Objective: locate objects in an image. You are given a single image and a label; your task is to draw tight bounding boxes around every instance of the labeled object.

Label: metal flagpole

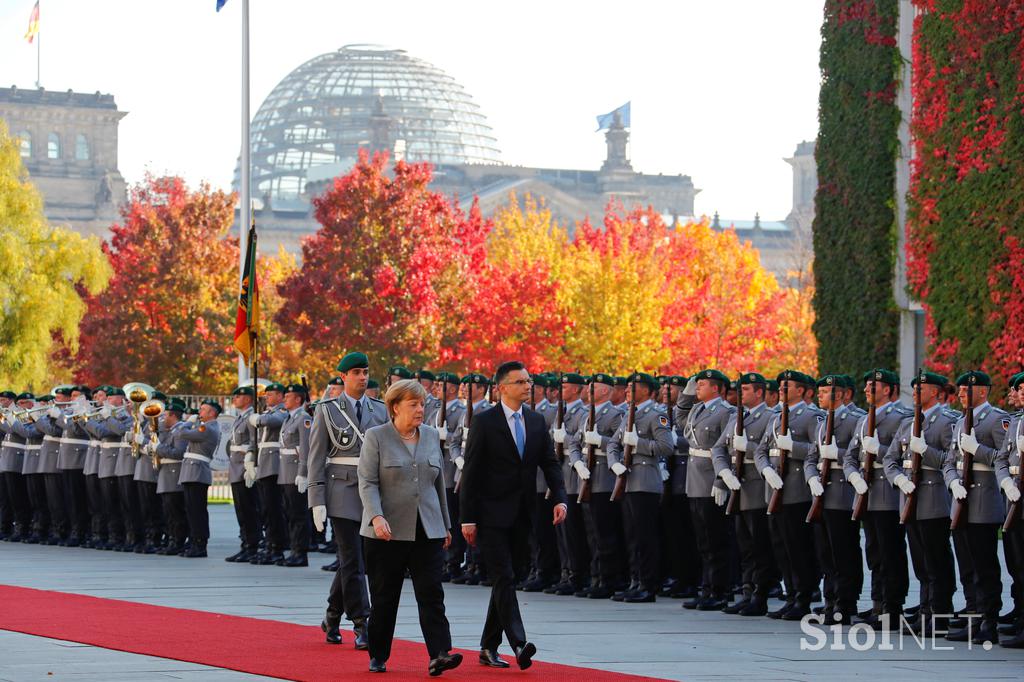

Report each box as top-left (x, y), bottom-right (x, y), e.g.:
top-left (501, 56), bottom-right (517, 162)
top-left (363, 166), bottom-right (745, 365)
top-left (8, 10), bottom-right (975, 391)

top-left (237, 0), bottom-right (251, 384)
top-left (35, 2), bottom-right (40, 88)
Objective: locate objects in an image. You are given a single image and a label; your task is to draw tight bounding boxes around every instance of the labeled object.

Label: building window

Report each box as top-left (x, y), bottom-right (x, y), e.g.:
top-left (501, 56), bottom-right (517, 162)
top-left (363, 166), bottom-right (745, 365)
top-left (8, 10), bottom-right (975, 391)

top-left (47, 132), bottom-right (61, 159)
top-left (75, 134), bottom-right (89, 160)
top-left (18, 131), bottom-right (31, 158)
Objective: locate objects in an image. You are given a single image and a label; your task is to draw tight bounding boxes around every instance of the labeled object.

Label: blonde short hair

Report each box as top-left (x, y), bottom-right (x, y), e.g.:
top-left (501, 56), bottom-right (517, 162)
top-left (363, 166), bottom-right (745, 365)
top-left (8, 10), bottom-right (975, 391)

top-left (384, 379), bottom-right (428, 419)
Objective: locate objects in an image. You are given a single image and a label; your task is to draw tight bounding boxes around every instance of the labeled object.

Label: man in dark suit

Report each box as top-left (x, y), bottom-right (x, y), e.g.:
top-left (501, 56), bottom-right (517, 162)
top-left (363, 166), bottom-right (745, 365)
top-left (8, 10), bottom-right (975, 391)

top-left (460, 360), bottom-right (568, 671)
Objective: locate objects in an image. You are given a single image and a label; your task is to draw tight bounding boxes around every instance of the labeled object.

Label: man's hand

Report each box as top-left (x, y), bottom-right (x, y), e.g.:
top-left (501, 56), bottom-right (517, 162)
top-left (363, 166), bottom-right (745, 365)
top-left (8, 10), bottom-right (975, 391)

top-left (312, 504), bottom-right (328, 532)
top-left (894, 473), bottom-right (916, 496)
top-left (658, 462), bottom-right (670, 482)
top-left (819, 439), bottom-right (839, 461)
top-left (134, 432), bottom-right (146, 446)
top-left (862, 435), bottom-right (880, 456)
top-left (712, 487), bottom-right (728, 506)
top-left (295, 475), bottom-right (308, 494)
top-left (243, 462), bottom-right (257, 488)
top-left (553, 503), bottom-right (567, 526)
top-left (732, 433), bottom-right (748, 452)
top-left (611, 462), bottom-right (627, 476)
top-left (584, 430), bottom-right (602, 447)
top-left (622, 428), bottom-right (639, 448)
top-left (847, 471), bottom-right (868, 495)
top-left (454, 456), bottom-right (465, 471)
top-left (762, 467), bottom-right (784, 491)
top-left (462, 523), bottom-right (477, 546)
top-left (443, 531), bottom-right (452, 550)
top-left (371, 515), bottom-right (392, 541)
top-left (248, 413), bottom-right (260, 428)
top-left (718, 469), bottom-right (741, 491)
top-left (683, 377), bottom-right (697, 396)
top-left (437, 428), bottom-right (447, 442)
top-left (573, 461), bottom-right (591, 480)
top-left (775, 431), bottom-right (794, 451)
top-left (949, 479), bottom-right (967, 500)
top-left (47, 405), bottom-right (61, 419)
top-left (959, 430), bottom-right (980, 455)
top-left (462, 426), bottom-right (470, 442)
top-left (808, 477), bottom-right (824, 497)
top-left (910, 435), bottom-right (928, 454)
top-left (553, 427), bottom-right (566, 444)
top-left (1001, 477), bottom-right (1021, 503)
top-left (99, 405), bottom-right (112, 420)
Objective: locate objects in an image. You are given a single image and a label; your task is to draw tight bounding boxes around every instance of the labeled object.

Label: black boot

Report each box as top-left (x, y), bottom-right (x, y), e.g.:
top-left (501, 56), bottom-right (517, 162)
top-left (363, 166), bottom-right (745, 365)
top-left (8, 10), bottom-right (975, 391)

top-left (321, 609), bottom-right (342, 644)
top-left (724, 588), bottom-right (753, 614)
top-left (353, 620), bottom-right (369, 650)
top-left (183, 539), bottom-right (207, 558)
top-left (739, 596), bottom-right (769, 617)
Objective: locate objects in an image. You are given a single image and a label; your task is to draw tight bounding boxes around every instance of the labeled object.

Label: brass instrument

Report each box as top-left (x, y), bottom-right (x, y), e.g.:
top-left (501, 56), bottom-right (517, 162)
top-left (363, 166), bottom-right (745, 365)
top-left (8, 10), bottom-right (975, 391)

top-left (123, 382), bottom-right (156, 458)
top-left (139, 398), bottom-right (165, 469)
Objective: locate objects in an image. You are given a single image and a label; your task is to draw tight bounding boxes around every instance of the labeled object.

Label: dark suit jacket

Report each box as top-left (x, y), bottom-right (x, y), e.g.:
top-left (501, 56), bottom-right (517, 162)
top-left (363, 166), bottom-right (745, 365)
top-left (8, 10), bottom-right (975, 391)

top-left (459, 402), bottom-right (567, 527)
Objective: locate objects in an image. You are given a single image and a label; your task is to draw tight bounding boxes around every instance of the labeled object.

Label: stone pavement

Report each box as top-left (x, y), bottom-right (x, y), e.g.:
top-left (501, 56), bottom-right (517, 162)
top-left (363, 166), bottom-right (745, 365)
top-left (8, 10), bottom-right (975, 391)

top-left (1, 504), bottom-right (1023, 681)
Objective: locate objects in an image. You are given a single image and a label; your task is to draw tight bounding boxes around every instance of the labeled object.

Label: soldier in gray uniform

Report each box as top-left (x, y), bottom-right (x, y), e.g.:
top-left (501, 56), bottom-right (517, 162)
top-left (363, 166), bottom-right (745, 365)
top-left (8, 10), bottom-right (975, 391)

top-left (519, 374), bottom-right (559, 591)
top-left (225, 385), bottom-right (261, 563)
top-left (89, 389), bottom-right (134, 550)
top-left (754, 370), bottom-right (823, 620)
top-left (278, 383), bottom-right (312, 566)
top-left (80, 386), bottom-right (107, 548)
top-left (117, 388), bottom-right (147, 552)
top-left (845, 369), bottom-right (914, 627)
top-left (431, 372), bottom-right (465, 580)
top-left (248, 382), bottom-right (289, 565)
top-left (806, 375), bottom-right (864, 625)
top-left (153, 399), bottom-right (190, 555)
top-left (883, 371), bottom-right (957, 634)
top-left (607, 372), bottom-right (674, 603)
top-left (661, 375), bottom-right (701, 599)
top-left (131, 392), bottom-right (164, 554)
top-left (712, 372), bottom-right (776, 616)
top-left (569, 373), bottom-right (626, 599)
top-left (56, 386), bottom-right (94, 545)
top-left (942, 370), bottom-right (1010, 645)
top-left (998, 373), bottom-right (1024, 648)
top-left (33, 390), bottom-right (69, 544)
top-left (417, 370), bottom-right (442, 425)
top-left (449, 373), bottom-right (492, 586)
top-left (1, 392), bottom-right (31, 542)
top-left (308, 352), bottom-right (389, 649)
top-left (676, 369), bottom-right (736, 610)
top-left (177, 399), bottom-right (221, 557)
top-left (10, 393), bottom-right (47, 542)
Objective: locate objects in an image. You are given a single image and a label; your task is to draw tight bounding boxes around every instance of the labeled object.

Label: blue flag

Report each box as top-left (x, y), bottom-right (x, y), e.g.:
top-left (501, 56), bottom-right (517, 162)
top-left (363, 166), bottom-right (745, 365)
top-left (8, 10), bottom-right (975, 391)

top-left (216, 0), bottom-right (229, 11)
top-left (596, 102), bottom-right (630, 131)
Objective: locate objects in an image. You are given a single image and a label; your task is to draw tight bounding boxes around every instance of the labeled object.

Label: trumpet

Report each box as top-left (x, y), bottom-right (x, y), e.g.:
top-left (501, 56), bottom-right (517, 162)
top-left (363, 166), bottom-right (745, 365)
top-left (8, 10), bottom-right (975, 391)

top-left (139, 399), bottom-right (165, 469)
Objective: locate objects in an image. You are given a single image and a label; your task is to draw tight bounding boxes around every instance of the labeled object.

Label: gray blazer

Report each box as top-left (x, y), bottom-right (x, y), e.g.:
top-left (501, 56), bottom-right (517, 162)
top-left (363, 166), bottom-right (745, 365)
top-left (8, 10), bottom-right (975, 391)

top-left (358, 423), bottom-right (451, 541)
top-left (804, 403), bottom-right (861, 511)
top-left (606, 400), bottom-right (674, 494)
top-left (883, 405), bottom-right (956, 521)
top-left (844, 402), bottom-right (913, 512)
top-left (680, 397), bottom-right (736, 498)
top-left (566, 401), bottom-right (625, 495)
top-left (178, 420), bottom-right (220, 486)
top-left (711, 402), bottom-right (773, 511)
top-left (753, 402), bottom-right (824, 505)
top-left (32, 414), bottom-right (63, 474)
top-left (941, 403), bottom-right (1010, 524)
top-left (255, 404), bottom-right (288, 480)
top-left (155, 421), bottom-right (189, 494)
top-left (278, 408), bottom-right (311, 485)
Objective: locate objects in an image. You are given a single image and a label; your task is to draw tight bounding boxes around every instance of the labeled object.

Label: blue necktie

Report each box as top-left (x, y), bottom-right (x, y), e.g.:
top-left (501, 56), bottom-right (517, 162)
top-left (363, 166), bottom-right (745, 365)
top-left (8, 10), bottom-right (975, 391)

top-left (355, 399), bottom-right (362, 423)
top-left (513, 412), bottom-right (525, 459)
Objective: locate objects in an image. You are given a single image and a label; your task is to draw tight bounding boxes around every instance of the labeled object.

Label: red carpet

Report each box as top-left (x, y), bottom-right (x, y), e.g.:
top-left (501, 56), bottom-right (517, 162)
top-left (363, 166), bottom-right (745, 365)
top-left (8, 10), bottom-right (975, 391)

top-left (0, 585), bottom-right (665, 681)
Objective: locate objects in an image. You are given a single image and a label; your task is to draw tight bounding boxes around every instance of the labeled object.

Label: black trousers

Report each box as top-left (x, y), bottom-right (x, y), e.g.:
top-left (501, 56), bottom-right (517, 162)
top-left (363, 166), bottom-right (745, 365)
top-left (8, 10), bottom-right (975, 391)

top-left (99, 476), bottom-right (123, 541)
top-left (951, 526), bottom-right (977, 612)
top-left (183, 483), bottom-right (209, 540)
top-left (906, 516), bottom-right (931, 609)
top-left (280, 483), bottom-right (310, 555)
top-left (118, 475), bottom-right (142, 542)
top-left (963, 522), bottom-right (1001, 620)
top-left (25, 473), bottom-right (49, 536)
top-left (773, 502), bottom-right (818, 603)
top-left (478, 520), bottom-right (531, 650)
top-left (0, 471), bottom-right (9, 533)
top-left (136, 480), bottom-right (164, 543)
top-left (863, 510), bottom-right (909, 610)
top-left (327, 517), bottom-right (370, 624)
top-left (624, 492), bottom-right (661, 592)
top-left (43, 473), bottom-right (67, 538)
top-left (583, 491), bottom-right (628, 585)
top-left (256, 476), bottom-right (287, 550)
top-left (61, 468), bottom-right (89, 538)
top-left (554, 496), bottom-right (590, 580)
top-left (3, 471), bottom-right (31, 531)
top-left (161, 491), bottom-right (188, 545)
top-left (813, 521), bottom-right (836, 605)
top-left (85, 473), bottom-right (106, 539)
top-left (737, 507), bottom-right (776, 597)
top-left (688, 496), bottom-right (730, 596)
top-left (230, 480), bottom-right (261, 546)
top-left (445, 488), bottom-right (466, 570)
top-left (1005, 520), bottom-right (1024, 619)
top-left (365, 519), bottom-right (451, 661)
top-left (821, 509), bottom-right (863, 614)
top-left (909, 517), bottom-right (955, 615)
top-left (531, 492), bottom-right (559, 581)
top-left (863, 512), bottom-right (883, 603)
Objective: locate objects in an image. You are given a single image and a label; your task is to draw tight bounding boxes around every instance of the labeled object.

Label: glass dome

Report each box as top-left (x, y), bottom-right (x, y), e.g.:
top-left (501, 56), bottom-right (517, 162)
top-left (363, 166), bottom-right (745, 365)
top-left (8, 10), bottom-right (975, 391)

top-left (236, 44), bottom-right (502, 210)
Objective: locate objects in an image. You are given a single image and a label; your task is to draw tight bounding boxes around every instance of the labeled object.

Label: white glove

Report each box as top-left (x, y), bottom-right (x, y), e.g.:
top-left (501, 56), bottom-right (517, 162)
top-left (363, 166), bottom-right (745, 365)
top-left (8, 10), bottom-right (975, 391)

top-left (819, 439), bottom-right (839, 461)
top-left (611, 462), bottom-right (627, 476)
top-left (312, 504), bottom-right (328, 532)
top-left (48, 406), bottom-right (61, 419)
top-left (462, 426), bottom-right (470, 442)
top-left (862, 435), bottom-right (880, 455)
top-left (762, 467), bottom-right (784, 491)
top-left (910, 435), bottom-right (928, 454)
top-left (732, 433), bottom-right (748, 452)
top-left (553, 427), bottom-right (566, 444)
top-left (248, 413), bottom-right (260, 428)
top-left (1016, 434), bottom-right (1024, 453)
top-left (134, 432), bottom-right (146, 446)
top-left (437, 428), bottom-right (447, 442)
top-left (1001, 477), bottom-right (1021, 503)
top-left (808, 477), bottom-right (825, 497)
top-left (622, 428), bottom-right (639, 448)
top-left (573, 460), bottom-right (591, 480)
top-left (718, 468), bottom-right (742, 491)
top-left (670, 430), bottom-right (679, 448)
top-left (775, 431), bottom-right (794, 451)
top-left (683, 377), bottom-right (697, 396)
top-left (187, 414), bottom-right (198, 423)
top-left (959, 430), bottom-right (980, 455)
top-left (584, 430), bottom-right (603, 447)
top-left (99, 405), bottom-right (112, 419)
top-left (894, 473), bottom-right (916, 496)
top-left (712, 486), bottom-right (728, 506)
top-left (295, 475), bottom-right (308, 494)
top-left (243, 461), bottom-right (257, 488)
top-left (848, 471), bottom-right (868, 495)
top-left (658, 462), bottom-right (670, 482)
top-left (145, 441), bottom-right (158, 455)
top-left (454, 456), bottom-right (465, 471)
top-left (949, 479), bottom-right (967, 500)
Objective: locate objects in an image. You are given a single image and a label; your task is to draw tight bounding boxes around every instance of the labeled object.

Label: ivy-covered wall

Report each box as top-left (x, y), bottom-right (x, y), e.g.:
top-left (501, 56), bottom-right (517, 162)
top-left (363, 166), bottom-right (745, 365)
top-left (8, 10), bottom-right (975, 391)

top-left (906, 0), bottom-right (1024, 392)
top-left (813, 0), bottom-right (902, 378)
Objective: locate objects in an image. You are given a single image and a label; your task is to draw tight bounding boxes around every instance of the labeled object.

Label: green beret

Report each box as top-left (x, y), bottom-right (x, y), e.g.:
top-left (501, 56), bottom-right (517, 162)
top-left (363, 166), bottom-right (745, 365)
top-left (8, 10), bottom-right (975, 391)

top-left (53, 385), bottom-right (72, 396)
top-left (166, 399), bottom-right (187, 413)
top-left (816, 374), bottom-right (841, 388)
top-left (37, 394), bottom-right (54, 402)
top-left (366, 379), bottom-right (380, 390)
top-left (337, 352), bottom-right (369, 373)
top-left (437, 372), bottom-right (460, 384)
top-left (0, 390), bottom-right (17, 400)
top-left (955, 370), bottom-right (991, 387)
top-left (201, 398), bottom-right (223, 414)
top-left (70, 385), bottom-right (92, 398)
top-left (1012, 374), bottom-right (1024, 390)
top-left (729, 380), bottom-right (738, 390)
top-left (461, 373), bottom-right (489, 385)
top-left (591, 373), bottom-right (615, 386)
top-left (776, 370), bottom-right (798, 384)
top-left (15, 392), bottom-right (34, 401)
top-left (765, 380), bottom-right (779, 392)
top-left (740, 372), bottom-right (767, 385)
top-left (152, 391), bottom-right (168, 402)
top-left (656, 375), bottom-right (670, 386)
top-left (530, 373), bottom-right (548, 388)
top-left (697, 368), bottom-right (730, 384)
top-left (387, 366), bottom-right (413, 379)
top-left (561, 373), bottom-right (586, 386)
top-left (264, 382), bottom-right (286, 393)
top-left (327, 376), bottom-right (343, 386)
top-left (862, 368), bottom-right (900, 386)
top-left (231, 386), bottom-right (255, 397)
top-left (414, 369), bottom-right (436, 382)
top-left (912, 370), bottom-right (948, 387)
top-left (106, 387), bottom-right (125, 398)
top-left (629, 372), bottom-right (659, 391)
top-left (838, 374), bottom-right (855, 389)
top-left (284, 383), bottom-right (308, 395)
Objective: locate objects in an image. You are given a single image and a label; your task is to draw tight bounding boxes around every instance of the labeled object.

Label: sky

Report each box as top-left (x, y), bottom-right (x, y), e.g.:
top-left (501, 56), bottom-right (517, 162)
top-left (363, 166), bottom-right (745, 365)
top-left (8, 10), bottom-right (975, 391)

top-left (0, 0), bottom-right (823, 221)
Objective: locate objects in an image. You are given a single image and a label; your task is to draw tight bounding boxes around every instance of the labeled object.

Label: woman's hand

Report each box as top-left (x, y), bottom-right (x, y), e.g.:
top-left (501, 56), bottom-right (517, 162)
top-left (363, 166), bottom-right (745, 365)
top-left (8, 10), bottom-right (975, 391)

top-left (443, 531), bottom-right (451, 550)
top-left (371, 515), bottom-right (392, 541)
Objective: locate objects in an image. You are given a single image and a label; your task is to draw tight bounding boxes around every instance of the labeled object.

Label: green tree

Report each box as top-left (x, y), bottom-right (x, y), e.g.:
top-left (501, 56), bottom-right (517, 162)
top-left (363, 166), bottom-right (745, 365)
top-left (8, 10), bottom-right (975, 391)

top-left (0, 121), bottom-right (110, 391)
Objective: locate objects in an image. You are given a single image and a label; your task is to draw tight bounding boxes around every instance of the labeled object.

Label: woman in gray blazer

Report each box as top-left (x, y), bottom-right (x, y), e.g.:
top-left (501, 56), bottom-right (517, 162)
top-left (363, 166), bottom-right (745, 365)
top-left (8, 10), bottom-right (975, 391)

top-left (358, 379), bottom-right (461, 676)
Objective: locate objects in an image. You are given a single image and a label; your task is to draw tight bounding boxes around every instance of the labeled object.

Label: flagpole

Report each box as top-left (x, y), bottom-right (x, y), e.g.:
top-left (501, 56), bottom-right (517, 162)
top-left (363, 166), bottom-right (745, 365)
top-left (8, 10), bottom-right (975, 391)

top-left (237, 0), bottom-right (251, 385)
top-left (35, 2), bottom-right (40, 88)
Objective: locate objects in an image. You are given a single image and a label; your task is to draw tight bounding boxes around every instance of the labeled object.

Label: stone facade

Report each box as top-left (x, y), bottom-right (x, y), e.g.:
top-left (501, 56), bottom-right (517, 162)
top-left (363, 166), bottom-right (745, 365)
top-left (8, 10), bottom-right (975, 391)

top-left (0, 86), bottom-right (127, 239)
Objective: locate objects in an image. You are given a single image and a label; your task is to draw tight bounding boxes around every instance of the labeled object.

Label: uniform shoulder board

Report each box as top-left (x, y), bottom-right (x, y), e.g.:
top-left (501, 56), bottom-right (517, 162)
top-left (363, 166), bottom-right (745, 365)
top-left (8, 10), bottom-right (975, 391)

top-left (992, 406), bottom-right (1009, 417)
top-left (658, 415), bottom-right (669, 427)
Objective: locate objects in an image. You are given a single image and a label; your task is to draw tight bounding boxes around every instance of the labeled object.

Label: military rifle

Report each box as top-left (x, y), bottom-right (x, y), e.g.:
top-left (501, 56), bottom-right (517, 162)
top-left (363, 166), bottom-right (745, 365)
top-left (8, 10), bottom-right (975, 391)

top-left (900, 369), bottom-right (924, 525)
top-left (663, 381), bottom-right (676, 497)
top-left (725, 384), bottom-right (745, 516)
top-left (950, 378), bottom-right (974, 530)
top-left (610, 372), bottom-right (637, 502)
top-left (578, 379), bottom-right (598, 504)
top-left (806, 381), bottom-right (836, 523)
top-left (452, 381), bottom-right (475, 495)
top-left (300, 373), bottom-right (314, 416)
top-left (766, 373), bottom-right (791, 515)
top-left (555, 373), bottom-right (566, 462)
top-left (851, 373), bottom-right (878, 521)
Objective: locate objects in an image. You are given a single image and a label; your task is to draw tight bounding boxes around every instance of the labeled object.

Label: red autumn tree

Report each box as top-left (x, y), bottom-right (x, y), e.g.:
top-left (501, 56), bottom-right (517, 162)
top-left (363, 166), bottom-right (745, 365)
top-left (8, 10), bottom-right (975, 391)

top-left (75, 176), bottom-right (239, 393)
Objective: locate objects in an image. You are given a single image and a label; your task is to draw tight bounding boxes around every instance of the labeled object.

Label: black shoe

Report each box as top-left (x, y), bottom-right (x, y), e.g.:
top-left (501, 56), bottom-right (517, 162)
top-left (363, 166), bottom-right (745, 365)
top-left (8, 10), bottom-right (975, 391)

top-left (1001, 630), bottom-right (1024, 648)
top-left (428, 651), bottom-right (463, 677)
top-left (739, 598), bottom-right (768, 617)
top-left (624, 590), bottom-right (656, 603)
top-left (682, 596), bottom-right (702, 610)
top-left (945, 619), bottom-right (996, 644)
top-left (156, 543), bottom-right (179, 555)
top-left (811, 589), bottom-right (822, 603)
top-left (183, 541), bottom-right (207, 558)
top-left (542, 580), bottom-right (567, 595)
top-left (999, 608), bottom-right (1019, 625)
top-left (284, 553), bottom-right (308, 567)
top-left (658, 579), bottom-right (679, 597)
top-left (321, 559), bottom-right (339, 572)
top-left (671, 585), bottom-right (698, 599)
top-left (513, 642), bottom-right (536, 671)
top-left (904, 604), bottom-right (921, 618)
top-left (768, 601), bottom-right (795, 619)
top-left (855, 607), bottom-right (875, 621)
top-left (354, 622), bottom-right (369, 650)
top-left (781, 603), bottom-right (812, 621)
top-left (478, 649), bottom-right (509, 668)
top-left (998, 623), bottom-right (1021, 636)
top-left (258, 551), bottom-right (284, 566)
top-left (698, 597), bottom-right (728, 611)
top-left (587, 585), bottom-right (615, 599)
top-left (369, 658), bottom-right (386, 673)
top-left (318, 541), bottom-right (337, 553)
top-left (24, 533), bottom-right (41, 544)
top-left (612, 589), bottom-right (636, 602)
top-left (224, 548), bottom-right (248, 562)
top-left (767, 584), bottom-right (784, 599)
top-left (724, 598), bottom-right (751, 615)
top-left (321, 619), bottom-right (342, 644)
top-left (554, 581), bottom-right (579, 596)
top-left (522, 577), bottom-right (553, 592)
top-left (465, 573), bottom-right (483, 586)
top-left (65, 534), bottom-right (81, 548)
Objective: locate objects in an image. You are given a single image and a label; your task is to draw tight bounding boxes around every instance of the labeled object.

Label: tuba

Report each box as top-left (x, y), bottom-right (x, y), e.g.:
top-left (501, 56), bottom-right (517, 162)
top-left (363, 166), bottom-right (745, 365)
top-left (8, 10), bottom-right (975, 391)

top-left (123, 382), bottom-right (156, 458)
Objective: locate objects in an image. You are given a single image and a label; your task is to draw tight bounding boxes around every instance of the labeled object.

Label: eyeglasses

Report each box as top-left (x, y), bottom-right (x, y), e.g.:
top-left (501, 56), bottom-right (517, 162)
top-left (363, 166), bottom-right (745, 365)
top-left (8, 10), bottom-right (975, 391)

top-left (503, 379), bottom-right (534, 387)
